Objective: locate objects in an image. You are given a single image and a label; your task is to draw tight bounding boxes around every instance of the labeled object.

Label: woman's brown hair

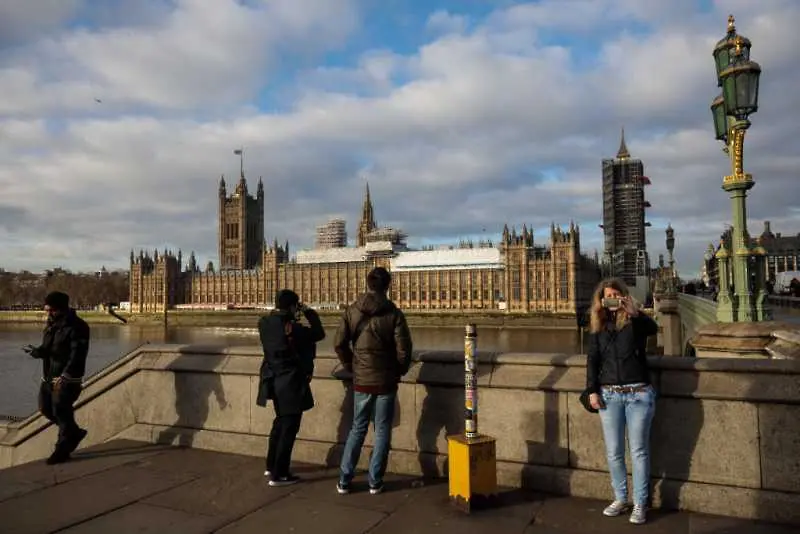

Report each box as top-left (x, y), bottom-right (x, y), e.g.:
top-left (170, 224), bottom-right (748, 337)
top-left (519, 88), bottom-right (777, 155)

top-left (588, 277), bottom-right (637, 333)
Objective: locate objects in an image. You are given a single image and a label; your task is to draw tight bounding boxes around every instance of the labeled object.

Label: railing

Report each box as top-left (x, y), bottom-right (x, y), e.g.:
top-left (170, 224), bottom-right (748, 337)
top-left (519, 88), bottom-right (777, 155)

top-left (768, 295), bottom-right (800, 309)
top-left (677, 293), bottom-right (718, 324)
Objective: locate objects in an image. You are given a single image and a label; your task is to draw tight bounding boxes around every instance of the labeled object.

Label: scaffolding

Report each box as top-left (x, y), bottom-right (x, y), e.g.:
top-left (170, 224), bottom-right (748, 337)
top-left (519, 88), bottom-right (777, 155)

top-left (601, 131), bottom-right (651, 285)
top-left (314, 218), bottom-right (347, 249)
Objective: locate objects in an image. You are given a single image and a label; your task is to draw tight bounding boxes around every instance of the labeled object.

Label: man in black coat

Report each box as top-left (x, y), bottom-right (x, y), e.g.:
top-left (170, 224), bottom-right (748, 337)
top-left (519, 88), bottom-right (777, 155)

top-left (257, 289), bottom-right (325, 486)
top-left (23, 291), bottom-right (91, 465)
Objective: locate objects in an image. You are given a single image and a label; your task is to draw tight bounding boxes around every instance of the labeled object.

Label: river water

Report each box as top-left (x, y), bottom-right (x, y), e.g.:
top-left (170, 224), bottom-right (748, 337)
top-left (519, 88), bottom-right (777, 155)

top-left (0, 323), bottom-right (579, 418)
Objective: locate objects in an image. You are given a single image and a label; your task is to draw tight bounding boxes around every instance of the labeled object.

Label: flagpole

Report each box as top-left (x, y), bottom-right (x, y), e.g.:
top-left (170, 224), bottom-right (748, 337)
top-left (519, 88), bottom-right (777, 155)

top-left (234, 147), bottom-right (245, 178)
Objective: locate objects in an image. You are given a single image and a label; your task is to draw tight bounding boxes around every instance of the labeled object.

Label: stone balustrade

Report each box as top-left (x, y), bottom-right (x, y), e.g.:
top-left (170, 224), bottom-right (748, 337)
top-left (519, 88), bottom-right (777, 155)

top-left (1, 344), bottom-right (799, 526)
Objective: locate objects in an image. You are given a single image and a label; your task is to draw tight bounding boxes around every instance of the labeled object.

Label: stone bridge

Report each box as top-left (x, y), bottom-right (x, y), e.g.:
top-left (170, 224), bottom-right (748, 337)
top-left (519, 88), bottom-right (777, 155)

top-left (657, 293), bottom-right (800, 358)
top-left (2, 342), bottom-right (800, 528)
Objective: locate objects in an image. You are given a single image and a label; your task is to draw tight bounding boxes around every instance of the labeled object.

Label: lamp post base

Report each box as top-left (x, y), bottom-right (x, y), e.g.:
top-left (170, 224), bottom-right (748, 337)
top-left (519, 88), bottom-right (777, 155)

top-left (446, 434), bottom-right (498, 513)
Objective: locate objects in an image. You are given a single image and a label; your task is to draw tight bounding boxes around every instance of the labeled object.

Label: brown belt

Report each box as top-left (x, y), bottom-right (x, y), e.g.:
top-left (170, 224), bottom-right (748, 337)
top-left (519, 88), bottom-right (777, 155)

top-left (603, 384), bottom-right (649, 394)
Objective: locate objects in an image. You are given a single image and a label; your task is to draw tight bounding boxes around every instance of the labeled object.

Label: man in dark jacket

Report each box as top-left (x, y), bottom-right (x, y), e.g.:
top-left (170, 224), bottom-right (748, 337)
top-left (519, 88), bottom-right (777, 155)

top-left (333, 267), bottom-right (412, 495)
top-left (23, 291), bottom-right (91, 464)
top-left (257, 289), bottom-right (325, 487)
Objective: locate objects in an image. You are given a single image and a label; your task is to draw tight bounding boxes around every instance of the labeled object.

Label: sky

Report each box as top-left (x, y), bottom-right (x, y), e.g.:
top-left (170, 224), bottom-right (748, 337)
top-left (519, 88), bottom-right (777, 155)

top-left (1, 0), bottom-right (799, 278)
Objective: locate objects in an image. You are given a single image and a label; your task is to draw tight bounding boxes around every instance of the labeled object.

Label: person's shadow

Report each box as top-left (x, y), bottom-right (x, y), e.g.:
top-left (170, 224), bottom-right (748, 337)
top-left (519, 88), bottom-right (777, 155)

top-left (524, 360), bottom-right (571, 488)
top-left (650, 354), bottom-right (703, 515)
top-left (155, 346), bottom-right (228, 447)
top-left (415, 349), bottom-right (494, 479)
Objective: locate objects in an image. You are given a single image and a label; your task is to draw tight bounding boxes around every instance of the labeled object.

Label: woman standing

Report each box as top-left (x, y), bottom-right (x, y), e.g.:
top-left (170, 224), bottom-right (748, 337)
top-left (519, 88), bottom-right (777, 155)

top-left (586, 278), bottom-right (659, 525)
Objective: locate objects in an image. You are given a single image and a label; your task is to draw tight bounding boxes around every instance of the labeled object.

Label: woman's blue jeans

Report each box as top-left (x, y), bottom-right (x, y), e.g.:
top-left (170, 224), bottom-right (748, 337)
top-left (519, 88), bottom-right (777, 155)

top-left (598, 384), bottom-right (656, 506)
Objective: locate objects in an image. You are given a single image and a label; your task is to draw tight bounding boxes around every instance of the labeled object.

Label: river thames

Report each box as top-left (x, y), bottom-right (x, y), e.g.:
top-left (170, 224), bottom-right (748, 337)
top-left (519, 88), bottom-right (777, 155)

top-left (0, 322), bottom-right (580, 418)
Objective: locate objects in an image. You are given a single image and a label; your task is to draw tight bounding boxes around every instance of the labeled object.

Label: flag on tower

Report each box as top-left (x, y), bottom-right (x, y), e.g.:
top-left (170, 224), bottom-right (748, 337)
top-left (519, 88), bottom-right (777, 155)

top-left (233, 149), bottom-right (242, 155)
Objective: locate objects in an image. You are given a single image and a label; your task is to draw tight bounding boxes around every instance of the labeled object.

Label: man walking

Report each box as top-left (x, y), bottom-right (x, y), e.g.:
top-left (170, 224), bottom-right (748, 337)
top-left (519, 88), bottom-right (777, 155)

top-left (257, 289), bottom-right (325, 486)
top-left (24, 291), bottom-right (91, 465)
top-left (334, 267), bottom-right (412, 495)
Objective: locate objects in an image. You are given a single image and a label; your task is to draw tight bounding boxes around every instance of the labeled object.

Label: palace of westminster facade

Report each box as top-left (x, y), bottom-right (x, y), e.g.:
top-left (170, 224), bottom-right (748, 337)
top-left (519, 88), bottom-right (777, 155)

top-left (128, 172), bottom-right (603, 314)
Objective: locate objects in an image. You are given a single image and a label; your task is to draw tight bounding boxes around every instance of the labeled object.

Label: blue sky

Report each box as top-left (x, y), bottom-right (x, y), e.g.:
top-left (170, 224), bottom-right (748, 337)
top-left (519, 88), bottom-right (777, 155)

top-left (1, 0), bottom-right (799, 278)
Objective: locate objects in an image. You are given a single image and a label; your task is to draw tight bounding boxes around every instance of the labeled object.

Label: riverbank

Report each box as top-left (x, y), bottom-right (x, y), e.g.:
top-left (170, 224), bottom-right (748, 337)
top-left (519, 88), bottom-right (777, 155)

top-left (0, 309), bottom-right (579, 329)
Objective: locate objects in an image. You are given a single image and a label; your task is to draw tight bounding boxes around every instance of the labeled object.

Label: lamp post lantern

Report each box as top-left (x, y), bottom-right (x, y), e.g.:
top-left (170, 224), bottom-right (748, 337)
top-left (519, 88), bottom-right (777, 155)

top-left (709, 15), bottom-right (765, 322)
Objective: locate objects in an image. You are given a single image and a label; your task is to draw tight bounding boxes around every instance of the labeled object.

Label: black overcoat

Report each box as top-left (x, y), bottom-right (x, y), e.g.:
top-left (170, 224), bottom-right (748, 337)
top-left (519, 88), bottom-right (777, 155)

top-left (256, 309), bottom-right (325, 415)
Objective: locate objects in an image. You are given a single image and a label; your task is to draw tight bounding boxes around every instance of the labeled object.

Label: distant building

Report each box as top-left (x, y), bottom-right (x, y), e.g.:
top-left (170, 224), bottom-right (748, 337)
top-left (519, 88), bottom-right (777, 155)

top-left (758, 221), bottom-right (800, 282)
top-left (314, 218), bottom-right (347, 249)
top-left (600, 129), bottom-right (651, 286)
top-left (129, 176), bottom-right (602, 314)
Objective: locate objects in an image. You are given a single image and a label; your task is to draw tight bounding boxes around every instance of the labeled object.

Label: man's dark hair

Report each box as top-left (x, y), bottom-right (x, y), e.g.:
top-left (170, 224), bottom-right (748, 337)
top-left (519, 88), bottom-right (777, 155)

top-left (275, 289), bottom-right (300, 311)
top-left (367, 267), bottom-right (391, 293)
top-left (44, 291), bottom-right (70, 310)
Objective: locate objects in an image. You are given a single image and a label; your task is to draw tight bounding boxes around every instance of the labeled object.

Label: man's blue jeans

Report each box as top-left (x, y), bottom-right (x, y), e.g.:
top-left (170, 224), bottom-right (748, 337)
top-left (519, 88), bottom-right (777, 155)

top-left (339, 390), bottom-right (396, 487)
top-left (598, 384), bottom-right (656, 506)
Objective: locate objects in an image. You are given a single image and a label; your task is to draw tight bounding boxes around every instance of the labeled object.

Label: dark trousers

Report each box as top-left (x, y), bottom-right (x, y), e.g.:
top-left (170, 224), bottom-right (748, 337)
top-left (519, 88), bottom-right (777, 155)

top-left (266, 413), bottom-right (302, 477)
top-left (38, 381), bottom-right (83, 449)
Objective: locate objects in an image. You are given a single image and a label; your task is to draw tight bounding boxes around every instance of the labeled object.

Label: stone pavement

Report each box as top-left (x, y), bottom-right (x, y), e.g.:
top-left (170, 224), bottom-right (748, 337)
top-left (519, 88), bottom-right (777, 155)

top-left (1, 440), bottom-right (799, 534)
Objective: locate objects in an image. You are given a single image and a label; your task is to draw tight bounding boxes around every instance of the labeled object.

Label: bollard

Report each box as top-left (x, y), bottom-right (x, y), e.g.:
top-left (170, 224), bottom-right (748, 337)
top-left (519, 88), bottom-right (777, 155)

top-left (464, 323), bottom-right (478, 438)
top-left (446, 324), bottom-right (498, 513)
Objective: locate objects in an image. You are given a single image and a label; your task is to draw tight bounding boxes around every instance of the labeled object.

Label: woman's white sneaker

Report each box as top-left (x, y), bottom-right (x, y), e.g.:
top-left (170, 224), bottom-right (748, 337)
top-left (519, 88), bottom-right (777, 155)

top-left (629, 504), bottom-right (647, 524)
top-left (602, 500), bottom-right (630, 517)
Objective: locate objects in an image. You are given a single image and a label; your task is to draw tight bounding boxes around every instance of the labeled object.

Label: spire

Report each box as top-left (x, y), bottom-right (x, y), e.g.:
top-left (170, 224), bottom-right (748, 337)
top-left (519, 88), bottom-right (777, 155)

top-left (257, 176), bottom-right (264, 197)
top-left (357, 181), bottom-right (377, 246)
top-left (219, 175), bottom-right (226, 197)
top-left (616, 127), bottom-right (631, 159)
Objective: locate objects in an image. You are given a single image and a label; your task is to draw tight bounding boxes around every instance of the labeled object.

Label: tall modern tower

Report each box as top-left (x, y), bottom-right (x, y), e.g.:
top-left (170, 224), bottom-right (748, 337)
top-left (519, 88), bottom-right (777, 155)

top-left (217, 171), bottom-right (265, 271)
top-left (600, 129), bottom-right (651, 286)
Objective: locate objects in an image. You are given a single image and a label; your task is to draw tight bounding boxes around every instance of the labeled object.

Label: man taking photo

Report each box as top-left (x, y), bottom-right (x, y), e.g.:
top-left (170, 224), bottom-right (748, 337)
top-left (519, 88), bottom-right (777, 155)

top-left (23, 291), bottom-right (91, 465)
top-left (257, 289), bottom-right (325, 486)
top-left (334, 267), bottom-right (412, 495)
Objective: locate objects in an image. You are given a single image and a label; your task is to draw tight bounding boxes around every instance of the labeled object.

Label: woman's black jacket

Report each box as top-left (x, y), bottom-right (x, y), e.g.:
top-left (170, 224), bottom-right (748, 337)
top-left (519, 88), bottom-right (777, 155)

top-left (585, 313), bottom-right (658, 394)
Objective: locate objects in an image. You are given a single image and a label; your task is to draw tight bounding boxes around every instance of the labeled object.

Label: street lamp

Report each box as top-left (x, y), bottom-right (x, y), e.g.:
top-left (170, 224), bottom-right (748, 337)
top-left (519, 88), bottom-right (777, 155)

top-left (665, 225), bottom-right (677, 293)
top-left (709, 15), bottom-right (765, 322)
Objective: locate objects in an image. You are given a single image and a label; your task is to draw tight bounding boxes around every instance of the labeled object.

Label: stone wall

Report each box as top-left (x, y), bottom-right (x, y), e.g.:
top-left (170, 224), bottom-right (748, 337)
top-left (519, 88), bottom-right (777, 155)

top-left (2, 345), bottom-right (799, 525)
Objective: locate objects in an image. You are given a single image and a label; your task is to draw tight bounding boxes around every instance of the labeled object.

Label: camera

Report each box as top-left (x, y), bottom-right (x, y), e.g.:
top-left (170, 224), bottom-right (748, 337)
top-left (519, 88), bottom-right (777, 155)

top-left (602, 297), bottom-right (621, 310)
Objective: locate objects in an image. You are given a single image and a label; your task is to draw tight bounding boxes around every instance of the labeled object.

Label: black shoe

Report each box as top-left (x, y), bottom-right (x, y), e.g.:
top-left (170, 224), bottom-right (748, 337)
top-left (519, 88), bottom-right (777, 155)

top-left (269, 474), bottom-right (300, 487)
top-left (46, 450), bottom-right (70, 465)
top-left (369, 483), bottom-right (384, 495)
top-left (65, 429), bottom-right (88, 455)
top-left (336, 481), bottom-right (351, 495)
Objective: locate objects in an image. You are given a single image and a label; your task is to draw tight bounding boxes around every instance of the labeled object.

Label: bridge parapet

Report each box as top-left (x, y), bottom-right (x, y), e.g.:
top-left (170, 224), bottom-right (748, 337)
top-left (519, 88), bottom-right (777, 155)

top-left (2, 344), bottom-right (800, 525)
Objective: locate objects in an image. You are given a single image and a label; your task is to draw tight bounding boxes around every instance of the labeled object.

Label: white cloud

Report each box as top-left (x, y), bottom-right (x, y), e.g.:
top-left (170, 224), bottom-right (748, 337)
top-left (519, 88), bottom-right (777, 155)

top-left (1, 0), bottom-right (799, 280)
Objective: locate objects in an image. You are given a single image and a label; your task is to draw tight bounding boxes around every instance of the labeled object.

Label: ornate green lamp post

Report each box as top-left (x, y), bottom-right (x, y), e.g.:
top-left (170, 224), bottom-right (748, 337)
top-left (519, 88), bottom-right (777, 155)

top-left (710, 15), bottom-right (763, 322)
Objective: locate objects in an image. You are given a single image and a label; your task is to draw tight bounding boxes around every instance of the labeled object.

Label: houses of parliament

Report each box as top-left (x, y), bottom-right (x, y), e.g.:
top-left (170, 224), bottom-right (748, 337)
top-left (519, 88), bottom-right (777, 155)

top-left (128, 171), bottom-right (602, 315)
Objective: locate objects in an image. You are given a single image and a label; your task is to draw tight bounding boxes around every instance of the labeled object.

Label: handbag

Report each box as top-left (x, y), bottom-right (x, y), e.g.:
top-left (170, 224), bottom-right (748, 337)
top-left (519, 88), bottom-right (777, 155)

top-left (579, 388), bottom-right (599, 414)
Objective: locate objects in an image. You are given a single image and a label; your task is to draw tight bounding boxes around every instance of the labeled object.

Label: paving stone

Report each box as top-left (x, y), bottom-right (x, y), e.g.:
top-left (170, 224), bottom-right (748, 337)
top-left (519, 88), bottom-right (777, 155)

top-left (0, 462), bottom-right (195, 534)
top-left (529, 496), bottom-right (689, 534)
top-left (0, 440), bottom-right (166, 503)
top-left (124, 446), bottom-right (252, 478)
top-left (689, 513), bottom-right (800, 534)
top-left (1, 440), bottom-right (799, 534)
top-left (57, 503), bottom-right (220, 534)
top-left (141, 458), bottom-right (329, 523)
top-left (371, 487), bottom-right (542, 534)
top-left (294, 471), bottom-right (428, 514)
top-left (215, 494), bottom-right (387, 534)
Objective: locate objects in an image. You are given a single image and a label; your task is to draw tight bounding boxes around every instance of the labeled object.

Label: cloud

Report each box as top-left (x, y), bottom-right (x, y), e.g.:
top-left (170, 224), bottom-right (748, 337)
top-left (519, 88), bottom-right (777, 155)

top-left (1, 0), bottom-right (799, 280)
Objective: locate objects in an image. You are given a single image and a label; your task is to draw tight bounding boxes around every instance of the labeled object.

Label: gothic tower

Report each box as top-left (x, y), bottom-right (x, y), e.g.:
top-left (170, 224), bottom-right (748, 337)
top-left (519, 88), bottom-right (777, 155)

top-left (217, 171), bottom-right (265, 271)
top-left (356, 182), bottom-right (377, 247)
